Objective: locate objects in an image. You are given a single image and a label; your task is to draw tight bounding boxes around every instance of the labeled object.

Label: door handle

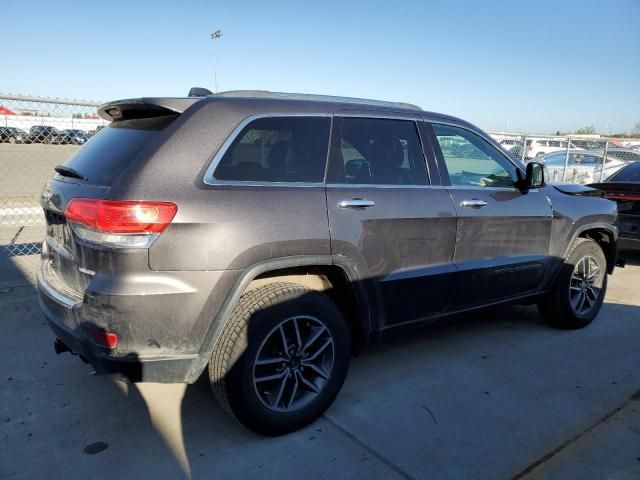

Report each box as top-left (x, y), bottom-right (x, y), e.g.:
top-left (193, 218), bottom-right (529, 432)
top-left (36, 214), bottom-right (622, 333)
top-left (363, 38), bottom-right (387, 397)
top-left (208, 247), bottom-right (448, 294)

top-left (338, 198), bottom-right (376, 209)
top-left (460, 199), bottom-right (488, 208)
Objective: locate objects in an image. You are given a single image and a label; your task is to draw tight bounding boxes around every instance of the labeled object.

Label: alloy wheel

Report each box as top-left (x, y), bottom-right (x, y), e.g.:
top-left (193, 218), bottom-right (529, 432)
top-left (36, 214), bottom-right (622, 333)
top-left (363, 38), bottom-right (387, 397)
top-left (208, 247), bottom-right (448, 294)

top-left (253, 315), bottom-right (334, 413)
top-left (569, 255), bottom-right (603, 315)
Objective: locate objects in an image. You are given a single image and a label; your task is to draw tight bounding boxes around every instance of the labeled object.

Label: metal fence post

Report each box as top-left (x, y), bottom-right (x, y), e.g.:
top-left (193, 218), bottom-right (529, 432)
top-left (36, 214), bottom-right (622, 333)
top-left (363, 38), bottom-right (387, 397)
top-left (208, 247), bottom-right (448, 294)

top-left (562, 137), bottom-right (571, 182)
top-left (521, 136), bottom-right (527, 163)
top-left (599, 139), bottom-right (609, 183)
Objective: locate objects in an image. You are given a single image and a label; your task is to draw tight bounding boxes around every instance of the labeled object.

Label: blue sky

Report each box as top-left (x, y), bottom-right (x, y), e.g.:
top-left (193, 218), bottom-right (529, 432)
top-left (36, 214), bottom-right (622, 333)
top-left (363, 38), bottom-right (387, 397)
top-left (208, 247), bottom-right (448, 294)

top-left (3, 0), bottom-right (639, 134)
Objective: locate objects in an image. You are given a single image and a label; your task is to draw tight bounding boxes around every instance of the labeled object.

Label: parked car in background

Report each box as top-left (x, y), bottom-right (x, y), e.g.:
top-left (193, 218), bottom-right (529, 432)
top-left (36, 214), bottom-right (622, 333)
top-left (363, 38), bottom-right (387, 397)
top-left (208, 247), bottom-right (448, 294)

top-left (26, 125), bottom-right (64, 144)
top-left (38, 89), bottom-right (619, 435)
top-left (590, 161), bottom-right (640, 254)
top-left (529, 138), bottom-right (572, 158)
top-left (89, 125), bottom-right (106, 136)
top-left (508, 138), bottom-right (575, 161)
top-left (570, 138), bottom-right (605, 150)
top-left (59, 129), bottom-right (90, 145)
top-left (0, 126), bottom-right (28, 144)
top-left (602, 148), bottom-right (640, 163)
top-left (499, 138), bottom-right (524, 152)
top-left (541, 150), bottom-right (628, 184)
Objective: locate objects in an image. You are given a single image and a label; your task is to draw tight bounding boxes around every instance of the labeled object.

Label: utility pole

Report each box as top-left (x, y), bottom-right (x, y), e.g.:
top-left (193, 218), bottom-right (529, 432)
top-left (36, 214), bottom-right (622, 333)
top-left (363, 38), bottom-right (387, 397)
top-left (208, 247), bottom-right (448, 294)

top-left (211, 30), bottom-right (223, 92)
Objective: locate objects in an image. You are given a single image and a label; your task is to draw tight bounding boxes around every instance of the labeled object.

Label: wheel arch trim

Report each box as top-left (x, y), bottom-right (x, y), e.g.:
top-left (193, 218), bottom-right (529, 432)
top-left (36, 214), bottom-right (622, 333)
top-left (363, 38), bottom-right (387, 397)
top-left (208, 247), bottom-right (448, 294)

top-left (564, 222), bottom-right (618, 274)
top-left (185, 255), bottom-right (369, 382)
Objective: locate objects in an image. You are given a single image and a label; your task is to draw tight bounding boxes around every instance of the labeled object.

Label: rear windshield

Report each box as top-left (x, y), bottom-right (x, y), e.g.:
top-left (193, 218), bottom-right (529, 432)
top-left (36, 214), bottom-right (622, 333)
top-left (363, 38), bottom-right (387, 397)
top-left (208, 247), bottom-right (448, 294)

top-left (608, 162), bottom-right (640, 182)
top-left (61, 116), bottom-right (175, 185)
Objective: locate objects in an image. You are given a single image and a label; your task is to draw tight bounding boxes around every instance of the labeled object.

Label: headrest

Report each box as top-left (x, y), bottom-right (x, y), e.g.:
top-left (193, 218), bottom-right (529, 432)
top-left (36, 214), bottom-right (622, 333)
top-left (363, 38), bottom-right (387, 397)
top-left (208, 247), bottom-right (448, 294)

top-left (267, 141), bottom-right (294, 169)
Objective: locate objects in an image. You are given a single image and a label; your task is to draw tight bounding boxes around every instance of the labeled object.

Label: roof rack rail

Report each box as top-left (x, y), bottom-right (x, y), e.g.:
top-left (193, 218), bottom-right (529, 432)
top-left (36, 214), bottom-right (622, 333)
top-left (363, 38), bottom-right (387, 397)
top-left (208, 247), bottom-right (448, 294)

top-left (211, 90), bottom-right (422, 111)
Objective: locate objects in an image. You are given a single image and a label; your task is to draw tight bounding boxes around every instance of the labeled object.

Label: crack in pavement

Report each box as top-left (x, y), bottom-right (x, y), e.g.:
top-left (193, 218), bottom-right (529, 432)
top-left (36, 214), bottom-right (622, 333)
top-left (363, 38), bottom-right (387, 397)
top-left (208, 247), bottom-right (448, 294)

top-left (322, 413), bottom-right (416, 480)
top-left (511, 388), bottom-right (640, 479)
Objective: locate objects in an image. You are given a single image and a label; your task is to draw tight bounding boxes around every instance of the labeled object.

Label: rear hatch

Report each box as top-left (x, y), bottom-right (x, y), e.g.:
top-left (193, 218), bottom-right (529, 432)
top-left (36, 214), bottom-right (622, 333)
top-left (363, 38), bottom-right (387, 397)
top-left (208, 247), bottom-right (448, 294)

top-left (40, 99), bottom-right (194, 299)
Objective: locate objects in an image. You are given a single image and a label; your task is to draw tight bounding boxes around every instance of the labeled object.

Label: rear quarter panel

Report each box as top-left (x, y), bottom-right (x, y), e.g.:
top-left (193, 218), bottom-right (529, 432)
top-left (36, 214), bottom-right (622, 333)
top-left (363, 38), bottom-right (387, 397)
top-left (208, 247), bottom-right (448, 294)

top-left (106, 99), bottom-right (332, 271)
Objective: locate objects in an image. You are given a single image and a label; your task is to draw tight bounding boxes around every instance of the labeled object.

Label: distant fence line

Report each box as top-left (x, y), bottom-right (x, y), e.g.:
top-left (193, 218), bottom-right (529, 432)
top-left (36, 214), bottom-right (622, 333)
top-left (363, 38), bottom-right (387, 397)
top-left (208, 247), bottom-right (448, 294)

top-left (487, 131), bottom-right (640, 184)
top-left (0, 93), bottom-right (106, 133)
top-left (1, 93), bottom-right (639, 256)
top-left (0, 94), bottom-right (107, 256)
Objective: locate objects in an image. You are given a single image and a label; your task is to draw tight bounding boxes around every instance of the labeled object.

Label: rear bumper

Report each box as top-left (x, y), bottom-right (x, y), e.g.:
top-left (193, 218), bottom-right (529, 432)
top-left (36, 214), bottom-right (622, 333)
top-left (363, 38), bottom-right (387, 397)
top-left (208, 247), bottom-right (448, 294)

top-left (37, 261), bottom-right (202, 383)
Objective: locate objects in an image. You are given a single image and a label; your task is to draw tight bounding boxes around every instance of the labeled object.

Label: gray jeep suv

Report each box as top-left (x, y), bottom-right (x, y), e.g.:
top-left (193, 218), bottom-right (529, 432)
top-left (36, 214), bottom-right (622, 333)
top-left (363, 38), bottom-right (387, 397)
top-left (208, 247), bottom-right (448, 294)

top-left (37, 90), bottom-right (618, 435)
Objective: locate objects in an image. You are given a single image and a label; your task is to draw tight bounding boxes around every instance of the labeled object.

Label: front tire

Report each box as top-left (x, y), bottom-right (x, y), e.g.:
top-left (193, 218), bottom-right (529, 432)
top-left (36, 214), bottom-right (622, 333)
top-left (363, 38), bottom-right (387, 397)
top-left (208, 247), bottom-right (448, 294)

top-left (209, 282), bottom-right (351, 435)
top-left (538, 238), bottom-right (607, 329)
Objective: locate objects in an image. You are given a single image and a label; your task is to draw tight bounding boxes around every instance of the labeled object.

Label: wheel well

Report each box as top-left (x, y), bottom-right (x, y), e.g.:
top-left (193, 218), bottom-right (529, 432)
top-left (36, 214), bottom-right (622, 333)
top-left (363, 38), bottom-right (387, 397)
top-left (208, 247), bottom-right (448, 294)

top-left (249, 266), bottom-right (366, 352)
top-left (578, 228), bottom-right (616, 273)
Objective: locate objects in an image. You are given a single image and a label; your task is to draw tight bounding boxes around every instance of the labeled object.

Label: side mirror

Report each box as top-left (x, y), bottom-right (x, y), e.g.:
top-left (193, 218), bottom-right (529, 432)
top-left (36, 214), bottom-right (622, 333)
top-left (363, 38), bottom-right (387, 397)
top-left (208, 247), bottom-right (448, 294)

top-left (525, 162), bottom-right (545, 188)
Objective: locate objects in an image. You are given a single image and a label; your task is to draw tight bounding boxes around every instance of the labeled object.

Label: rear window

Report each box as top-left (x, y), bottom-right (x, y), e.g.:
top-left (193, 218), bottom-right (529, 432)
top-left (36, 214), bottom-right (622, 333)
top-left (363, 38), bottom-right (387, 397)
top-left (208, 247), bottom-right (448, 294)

top-left (608, 162), bottom-right (640, 182)
top-left (61, 116), bottom-right (175, 185)
top-left (609, 151), bottom-right (640, 162)
top-left (213, 116), bottom-right (330, 183)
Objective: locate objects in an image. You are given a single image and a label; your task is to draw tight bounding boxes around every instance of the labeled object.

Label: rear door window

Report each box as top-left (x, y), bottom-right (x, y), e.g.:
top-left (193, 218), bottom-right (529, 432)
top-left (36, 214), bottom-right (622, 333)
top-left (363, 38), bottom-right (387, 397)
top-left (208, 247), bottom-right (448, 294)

top-left (213, 116), bottom-right (330, 183)
top-left (61, 116), bottom-right (175, 185)
top-left (327, 117), bottom-right (428, 185)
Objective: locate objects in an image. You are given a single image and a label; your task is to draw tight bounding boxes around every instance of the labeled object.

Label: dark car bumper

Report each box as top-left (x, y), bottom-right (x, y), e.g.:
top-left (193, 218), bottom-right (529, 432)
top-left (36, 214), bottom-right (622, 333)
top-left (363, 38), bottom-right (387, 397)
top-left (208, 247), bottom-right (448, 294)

top-left (36, 262), bottom-right (200, 383)
top-left (617, 214), bottom-right (639, 252)
top-left (619, 236), bottom-right (640, 252)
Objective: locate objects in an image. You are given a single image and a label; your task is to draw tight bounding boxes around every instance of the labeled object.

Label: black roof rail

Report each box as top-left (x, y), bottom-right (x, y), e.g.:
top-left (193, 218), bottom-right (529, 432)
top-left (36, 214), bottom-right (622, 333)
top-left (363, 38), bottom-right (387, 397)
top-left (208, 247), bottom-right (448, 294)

top-left (211, 90), bottom-right (423, 111)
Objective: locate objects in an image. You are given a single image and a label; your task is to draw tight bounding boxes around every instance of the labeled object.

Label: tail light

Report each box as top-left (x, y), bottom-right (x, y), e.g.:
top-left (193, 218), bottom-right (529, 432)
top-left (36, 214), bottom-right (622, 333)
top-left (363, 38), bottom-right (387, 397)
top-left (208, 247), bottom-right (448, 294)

top-left (65, 198), bottom-right (177, 248)
top-left (605, 192), bottom-right (640, 202)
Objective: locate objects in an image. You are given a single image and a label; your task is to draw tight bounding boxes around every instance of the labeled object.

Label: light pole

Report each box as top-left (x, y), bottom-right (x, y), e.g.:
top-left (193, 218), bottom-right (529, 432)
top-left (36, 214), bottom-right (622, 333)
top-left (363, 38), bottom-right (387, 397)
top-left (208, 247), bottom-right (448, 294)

top-left (211, 30), bottom-right (223, 92)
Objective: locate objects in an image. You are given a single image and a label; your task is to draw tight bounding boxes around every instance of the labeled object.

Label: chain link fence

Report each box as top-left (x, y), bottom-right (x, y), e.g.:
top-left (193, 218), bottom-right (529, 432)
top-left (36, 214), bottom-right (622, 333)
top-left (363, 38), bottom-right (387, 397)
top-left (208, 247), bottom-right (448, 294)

top-left (0, 94), bottom-right (106, 257)
top-left (489, 132), bottom-right (640, 184)
top-left (1, 92), bottom-right (640, 258)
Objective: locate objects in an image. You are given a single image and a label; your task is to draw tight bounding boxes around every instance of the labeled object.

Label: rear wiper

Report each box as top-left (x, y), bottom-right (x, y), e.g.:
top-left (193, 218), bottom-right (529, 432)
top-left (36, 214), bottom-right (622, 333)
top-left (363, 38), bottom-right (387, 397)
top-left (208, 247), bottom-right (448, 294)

top-left (54, 165), bottom-right (86, 180)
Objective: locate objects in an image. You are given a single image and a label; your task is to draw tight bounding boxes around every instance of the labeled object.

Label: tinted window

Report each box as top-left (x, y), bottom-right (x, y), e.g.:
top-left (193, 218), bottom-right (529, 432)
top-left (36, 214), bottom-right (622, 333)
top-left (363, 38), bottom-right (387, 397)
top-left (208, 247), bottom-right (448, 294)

top-left (432, 124), bottom-right (517, 188)
top-left (609, 151), bottom-right (640, 162)
top-left (608, 162), bottom-right (640, 182)
top-left (327, 117), bottom-right (428, 185)
top-left (214, 117), bottom-right (330, 183)
top-left (582, 154), bottom-right (603, 164)
top-left (62, 116), bottom-right (175, 185)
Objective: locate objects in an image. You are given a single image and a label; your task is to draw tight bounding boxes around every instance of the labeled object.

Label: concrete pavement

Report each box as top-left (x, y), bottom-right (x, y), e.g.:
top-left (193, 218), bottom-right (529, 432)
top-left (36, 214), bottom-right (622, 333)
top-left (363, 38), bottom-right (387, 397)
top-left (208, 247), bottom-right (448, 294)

top-left (1, 255), bottom-right (639, 479)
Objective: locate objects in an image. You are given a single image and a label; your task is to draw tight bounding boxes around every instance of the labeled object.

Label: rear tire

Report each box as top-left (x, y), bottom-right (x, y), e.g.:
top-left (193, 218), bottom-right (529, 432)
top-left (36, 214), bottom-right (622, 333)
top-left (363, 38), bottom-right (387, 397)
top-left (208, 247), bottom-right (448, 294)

top-left (209, 282), bottom-right (351, 435)
top-left (538, 238), bottom-right (607, 329)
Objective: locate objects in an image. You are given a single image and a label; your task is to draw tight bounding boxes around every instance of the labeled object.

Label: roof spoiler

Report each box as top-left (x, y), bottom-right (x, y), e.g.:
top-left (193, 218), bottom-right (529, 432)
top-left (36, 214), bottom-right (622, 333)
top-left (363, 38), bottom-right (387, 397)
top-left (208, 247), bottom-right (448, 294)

top-left (97, 97), bottom-right (201, 121)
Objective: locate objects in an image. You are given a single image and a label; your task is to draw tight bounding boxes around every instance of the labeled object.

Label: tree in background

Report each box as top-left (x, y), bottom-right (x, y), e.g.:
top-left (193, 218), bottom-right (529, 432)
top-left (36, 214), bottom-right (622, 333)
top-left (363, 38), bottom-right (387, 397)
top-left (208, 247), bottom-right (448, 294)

top-left (632, 122), bottom-right (640, 137)
top-left (574, 125), bottom-right (596, 135)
